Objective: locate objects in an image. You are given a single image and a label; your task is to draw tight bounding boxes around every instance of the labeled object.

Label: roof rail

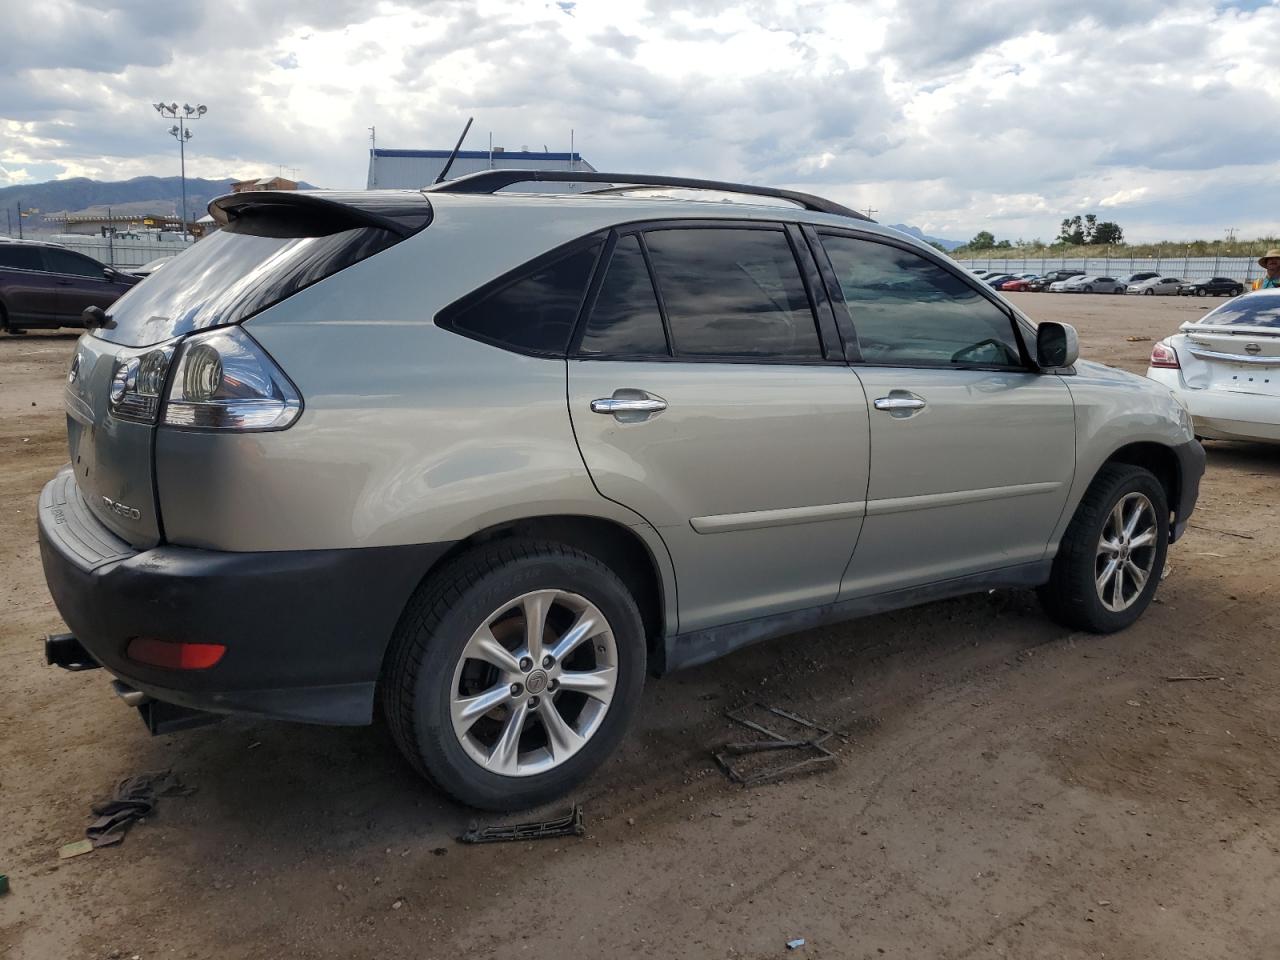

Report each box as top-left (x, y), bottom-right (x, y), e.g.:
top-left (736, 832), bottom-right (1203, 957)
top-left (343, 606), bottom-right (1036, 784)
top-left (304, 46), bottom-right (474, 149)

top-left (425, 170), bottom-right (872, 222)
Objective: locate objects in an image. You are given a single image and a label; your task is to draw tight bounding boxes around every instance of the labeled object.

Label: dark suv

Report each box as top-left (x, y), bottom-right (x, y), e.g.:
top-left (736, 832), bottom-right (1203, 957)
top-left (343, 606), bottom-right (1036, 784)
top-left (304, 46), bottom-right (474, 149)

top-left (1179, 277), bottom-right (1244, 298)
top-left (0, 240), bottom-right (139, 333)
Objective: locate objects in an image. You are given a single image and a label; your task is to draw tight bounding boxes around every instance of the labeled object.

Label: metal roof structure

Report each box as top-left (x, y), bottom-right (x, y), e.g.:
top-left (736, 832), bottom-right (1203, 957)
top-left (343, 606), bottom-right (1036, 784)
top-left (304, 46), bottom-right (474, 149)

top-left (367, 148), bottom-right (597, 191)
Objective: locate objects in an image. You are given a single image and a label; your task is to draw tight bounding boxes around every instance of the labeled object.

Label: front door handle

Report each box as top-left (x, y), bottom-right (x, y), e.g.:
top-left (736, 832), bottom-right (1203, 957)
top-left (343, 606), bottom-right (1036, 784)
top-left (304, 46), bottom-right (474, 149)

top-left (590, 390), bottom-right (668, 423)
top-left (591, 396), bottom-right (668, 415)
top-left (874, 395), bottom-right (926, 412)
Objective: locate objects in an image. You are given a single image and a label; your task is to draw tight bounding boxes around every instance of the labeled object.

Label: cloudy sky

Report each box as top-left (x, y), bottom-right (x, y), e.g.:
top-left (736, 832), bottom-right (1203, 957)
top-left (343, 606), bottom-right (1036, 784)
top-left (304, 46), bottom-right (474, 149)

top-left (2, 0), bottom-right (1277, 241)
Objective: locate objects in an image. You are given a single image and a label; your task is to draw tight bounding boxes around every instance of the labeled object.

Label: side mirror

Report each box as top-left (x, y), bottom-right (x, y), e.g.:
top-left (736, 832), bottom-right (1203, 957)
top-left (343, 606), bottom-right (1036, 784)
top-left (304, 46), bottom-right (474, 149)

top-left (1036, 321), bottom-right (1078, 369)
top-left (82, 305), bottom-right (114, 330)
top-left (104, 267), bottom-right (121, 281)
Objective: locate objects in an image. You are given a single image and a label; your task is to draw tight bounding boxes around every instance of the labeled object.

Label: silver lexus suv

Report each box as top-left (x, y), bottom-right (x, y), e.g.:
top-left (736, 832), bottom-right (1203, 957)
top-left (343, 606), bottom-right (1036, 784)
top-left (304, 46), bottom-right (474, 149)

top-left (38, 171), bottom-right (1204, 809)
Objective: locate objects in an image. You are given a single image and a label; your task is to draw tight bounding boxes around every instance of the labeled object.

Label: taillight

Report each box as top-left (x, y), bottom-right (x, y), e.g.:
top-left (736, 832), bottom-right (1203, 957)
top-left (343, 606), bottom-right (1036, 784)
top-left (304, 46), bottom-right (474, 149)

top-left (162, 327), bottom-right (302, 431)
top-left (108, 344), bottom-right (176, 423)
top-left (126, 638), bottom-right (226, 670)
top-left (1150, 342), bottom-right (1180, 369)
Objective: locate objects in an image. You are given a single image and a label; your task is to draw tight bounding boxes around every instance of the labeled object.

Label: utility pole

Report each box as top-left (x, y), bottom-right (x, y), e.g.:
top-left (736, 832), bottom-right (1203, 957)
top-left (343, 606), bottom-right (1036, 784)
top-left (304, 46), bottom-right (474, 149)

top-left (862, 206), bottom-right (879, 220)
top-left (154, 101), bottom-right (207, 241)
top-left (369, 126), bottom-right (377, 187)
top-left (15, 204), bottom-right (31, 239)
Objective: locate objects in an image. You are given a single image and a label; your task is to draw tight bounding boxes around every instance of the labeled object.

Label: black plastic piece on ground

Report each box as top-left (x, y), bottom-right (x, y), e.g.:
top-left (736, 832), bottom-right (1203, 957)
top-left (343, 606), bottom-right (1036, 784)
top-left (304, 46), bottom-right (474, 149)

top-left (45, 633), bottom-right (100, 671)
top-left (138, 699), bottom-right (223, 736)
top-left (459, 804), bottom-right (586, 844)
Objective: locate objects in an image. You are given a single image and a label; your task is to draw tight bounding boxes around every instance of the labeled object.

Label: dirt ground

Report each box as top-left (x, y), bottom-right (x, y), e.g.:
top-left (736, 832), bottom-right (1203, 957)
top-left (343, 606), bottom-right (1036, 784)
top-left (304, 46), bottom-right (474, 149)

top-left (2, 292), bottom-right (1278, 960)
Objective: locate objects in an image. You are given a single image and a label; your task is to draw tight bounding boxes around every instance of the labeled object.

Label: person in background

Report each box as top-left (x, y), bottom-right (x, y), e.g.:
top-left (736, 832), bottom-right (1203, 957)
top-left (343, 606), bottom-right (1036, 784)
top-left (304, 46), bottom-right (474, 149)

top-left (1253, 249), bottom-right (1280, 290)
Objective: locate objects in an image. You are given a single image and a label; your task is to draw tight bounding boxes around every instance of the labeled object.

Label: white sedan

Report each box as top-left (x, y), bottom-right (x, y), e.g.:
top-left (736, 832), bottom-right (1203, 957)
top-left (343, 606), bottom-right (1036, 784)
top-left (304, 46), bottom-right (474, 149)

top-left (1126, 276), bottom-right (1184, 296)
top-left (1061, 275), bottom-right (1126, 294)
top-left (1146, 290), bottom-right (1280, 443)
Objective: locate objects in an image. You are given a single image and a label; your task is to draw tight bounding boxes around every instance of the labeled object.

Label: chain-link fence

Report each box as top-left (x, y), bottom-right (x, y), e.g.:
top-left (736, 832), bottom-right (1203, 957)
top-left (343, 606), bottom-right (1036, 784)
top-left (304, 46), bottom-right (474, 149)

top-left (954, 255), bottom-right (1264, 285)
top-left (48, 235), bottom-right (194, 269)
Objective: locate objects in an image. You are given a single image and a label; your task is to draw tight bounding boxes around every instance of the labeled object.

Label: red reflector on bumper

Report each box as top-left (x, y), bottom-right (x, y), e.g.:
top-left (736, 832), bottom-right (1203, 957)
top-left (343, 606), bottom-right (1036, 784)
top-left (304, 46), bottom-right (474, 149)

top-left (126, 638), bottom-right (226, 670)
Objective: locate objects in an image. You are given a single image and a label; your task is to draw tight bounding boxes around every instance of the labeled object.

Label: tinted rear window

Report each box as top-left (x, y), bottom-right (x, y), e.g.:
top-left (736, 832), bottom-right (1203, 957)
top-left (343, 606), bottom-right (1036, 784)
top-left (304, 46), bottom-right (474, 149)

top-left (1198, 295), bottom-right (1280, 329)
top-left (643, 228), bottom-right (821, 359)
top-left (0, 246), bottom-right (44, 270)
top-left (447, 243), bottom-right (602, 356)
top-left (579, 235), bottom-right (668, 357)
top-left (98, 218), bottom-right (406, 347)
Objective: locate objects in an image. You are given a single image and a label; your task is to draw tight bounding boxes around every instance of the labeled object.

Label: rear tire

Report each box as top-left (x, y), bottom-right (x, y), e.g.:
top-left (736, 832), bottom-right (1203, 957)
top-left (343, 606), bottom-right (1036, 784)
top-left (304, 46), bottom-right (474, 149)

top-left (1038, 464), bottom-right (1169, 634)
top-left (381, 539), bottom-right (646, 810)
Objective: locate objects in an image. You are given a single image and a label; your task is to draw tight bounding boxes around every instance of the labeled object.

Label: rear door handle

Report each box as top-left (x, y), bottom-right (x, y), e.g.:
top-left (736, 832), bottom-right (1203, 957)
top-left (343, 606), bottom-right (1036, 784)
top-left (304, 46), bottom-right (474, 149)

top-left (874, 395), bottom-right (926, 412)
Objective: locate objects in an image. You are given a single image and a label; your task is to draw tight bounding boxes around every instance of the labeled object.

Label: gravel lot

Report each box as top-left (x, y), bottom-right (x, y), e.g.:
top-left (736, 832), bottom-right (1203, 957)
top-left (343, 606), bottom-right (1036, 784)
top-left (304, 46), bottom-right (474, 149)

top-left (2, 292), bottom-right (1278, 960)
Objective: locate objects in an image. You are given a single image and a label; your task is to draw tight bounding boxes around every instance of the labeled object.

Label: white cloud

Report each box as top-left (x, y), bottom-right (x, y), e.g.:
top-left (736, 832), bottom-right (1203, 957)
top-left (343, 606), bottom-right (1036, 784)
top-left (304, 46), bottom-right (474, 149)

top-left (0, 0), bottom-right (1277, 241)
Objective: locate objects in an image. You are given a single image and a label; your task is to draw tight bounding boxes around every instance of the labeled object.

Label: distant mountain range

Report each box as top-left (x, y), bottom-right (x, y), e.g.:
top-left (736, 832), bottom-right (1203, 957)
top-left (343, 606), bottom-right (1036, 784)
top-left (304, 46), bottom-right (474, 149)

top-left (0, 175), bottom-right (317, 230)
top-left (887, 224), bottom-right (965, 251)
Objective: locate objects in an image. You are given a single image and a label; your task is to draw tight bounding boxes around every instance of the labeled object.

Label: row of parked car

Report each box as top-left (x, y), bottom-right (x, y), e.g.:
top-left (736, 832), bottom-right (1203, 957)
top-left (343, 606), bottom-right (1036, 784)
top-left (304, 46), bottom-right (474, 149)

top-left (970, 269), bottom-right (1246, 298)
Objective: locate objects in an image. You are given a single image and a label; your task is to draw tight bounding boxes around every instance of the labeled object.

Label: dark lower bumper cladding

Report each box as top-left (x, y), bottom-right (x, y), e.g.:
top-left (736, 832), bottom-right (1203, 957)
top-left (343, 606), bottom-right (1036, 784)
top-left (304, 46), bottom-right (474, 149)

top-left (37, 467), bottom-right (454, 726)
top-left (1171, 439), bottom-right (1206, 543)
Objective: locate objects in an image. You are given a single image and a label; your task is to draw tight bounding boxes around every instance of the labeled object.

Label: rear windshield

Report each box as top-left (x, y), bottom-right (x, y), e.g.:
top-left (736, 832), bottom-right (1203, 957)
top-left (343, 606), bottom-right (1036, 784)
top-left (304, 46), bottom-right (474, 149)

top-left (1197, 295), bottom-right (1280, 329)
top-left (99, 218), bottom-right (402, 347)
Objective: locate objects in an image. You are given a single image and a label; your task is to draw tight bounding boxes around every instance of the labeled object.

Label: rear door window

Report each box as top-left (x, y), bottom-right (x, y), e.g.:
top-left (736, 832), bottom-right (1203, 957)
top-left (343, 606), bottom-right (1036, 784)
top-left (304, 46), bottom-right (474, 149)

top-left (0, 246), bottom-right (45, 271)
top-left (578, 235), bottom-right (669, 357)
top-left (447, 243), bottom-right (602, 356)
top-left (820, 234), bottom-right (1025, 368)
top-left (642, 227), bottom-right (822, 360)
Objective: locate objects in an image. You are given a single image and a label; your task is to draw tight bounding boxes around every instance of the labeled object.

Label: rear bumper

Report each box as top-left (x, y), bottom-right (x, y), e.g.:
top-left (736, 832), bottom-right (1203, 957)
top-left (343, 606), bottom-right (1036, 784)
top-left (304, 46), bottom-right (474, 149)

top-left (38, 466), bottom-right (453, 725)
top-left (1170, 439), bottom-right (1205, 543)
top-left (1148, 375), bottom-right (1280, 444)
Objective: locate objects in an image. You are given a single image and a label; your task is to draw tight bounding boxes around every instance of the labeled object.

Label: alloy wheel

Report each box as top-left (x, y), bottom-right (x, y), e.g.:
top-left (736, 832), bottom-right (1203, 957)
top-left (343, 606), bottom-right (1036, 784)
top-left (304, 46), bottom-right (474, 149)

top-left (449, 590), bottom-right (618, 777)
top-left (1095, 492), bottom-right (1158, 613)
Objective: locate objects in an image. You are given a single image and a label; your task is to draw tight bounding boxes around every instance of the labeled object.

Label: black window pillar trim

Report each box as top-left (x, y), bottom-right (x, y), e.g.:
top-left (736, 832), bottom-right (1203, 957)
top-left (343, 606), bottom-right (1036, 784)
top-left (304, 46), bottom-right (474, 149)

top-left (784, 223), bottom-right (843, 362)
top-left (799, 223), bottom-right (861, 364)
top-left (636, 232), bottom-right (677, 358)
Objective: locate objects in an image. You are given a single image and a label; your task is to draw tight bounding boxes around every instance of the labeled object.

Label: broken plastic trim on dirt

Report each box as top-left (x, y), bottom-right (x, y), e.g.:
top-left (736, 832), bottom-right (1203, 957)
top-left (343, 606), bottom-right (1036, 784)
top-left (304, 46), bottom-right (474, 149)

top-left (458, 803), bottom-right (586, 844)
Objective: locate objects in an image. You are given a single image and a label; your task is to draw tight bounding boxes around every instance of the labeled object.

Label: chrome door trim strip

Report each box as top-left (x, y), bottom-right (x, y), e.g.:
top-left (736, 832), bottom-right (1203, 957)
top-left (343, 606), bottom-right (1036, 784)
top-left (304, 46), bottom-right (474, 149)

top-left (864, 481), bottom-right (1062, 518)
top-left (690, 500), bottom-right (867, 534)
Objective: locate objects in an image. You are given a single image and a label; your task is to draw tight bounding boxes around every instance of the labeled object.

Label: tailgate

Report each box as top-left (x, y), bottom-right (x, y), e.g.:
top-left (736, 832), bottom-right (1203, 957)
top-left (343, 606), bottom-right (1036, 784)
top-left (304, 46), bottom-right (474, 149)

top-left (64, 335), bottom-right (166, 547)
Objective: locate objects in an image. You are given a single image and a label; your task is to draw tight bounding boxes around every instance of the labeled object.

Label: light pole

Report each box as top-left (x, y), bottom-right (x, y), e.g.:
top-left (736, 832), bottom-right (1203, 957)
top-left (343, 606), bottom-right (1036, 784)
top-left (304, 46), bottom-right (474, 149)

top-left (154, 101), bottom-right (207, 240)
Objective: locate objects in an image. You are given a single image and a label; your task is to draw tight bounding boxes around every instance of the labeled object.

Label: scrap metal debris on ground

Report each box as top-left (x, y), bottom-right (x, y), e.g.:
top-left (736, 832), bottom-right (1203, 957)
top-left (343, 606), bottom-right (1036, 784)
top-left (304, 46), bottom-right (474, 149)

top-left (713, 703), bottom-right (837, 787)
top-left (86, 770), bottom-right (192, 849)
top-left (459, 803), bottom-right (586, 844)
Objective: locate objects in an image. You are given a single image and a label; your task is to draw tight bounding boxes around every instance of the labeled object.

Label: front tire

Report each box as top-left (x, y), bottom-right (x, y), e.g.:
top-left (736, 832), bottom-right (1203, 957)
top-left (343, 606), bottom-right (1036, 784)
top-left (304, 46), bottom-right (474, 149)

top-left (1144, 288), bottom-right (1155, 296)
top-left (1196, 288), bottom-right (1208, 297)
top-left (381, 539), bottom-right (646, 810)
top-left (1038, 464), bottom-right (1169, 633)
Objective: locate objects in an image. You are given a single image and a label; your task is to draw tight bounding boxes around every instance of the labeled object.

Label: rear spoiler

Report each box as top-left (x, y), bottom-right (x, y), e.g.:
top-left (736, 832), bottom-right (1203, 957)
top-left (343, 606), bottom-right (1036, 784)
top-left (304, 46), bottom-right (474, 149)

top-left (209, 190), bottom-right (433, 238)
